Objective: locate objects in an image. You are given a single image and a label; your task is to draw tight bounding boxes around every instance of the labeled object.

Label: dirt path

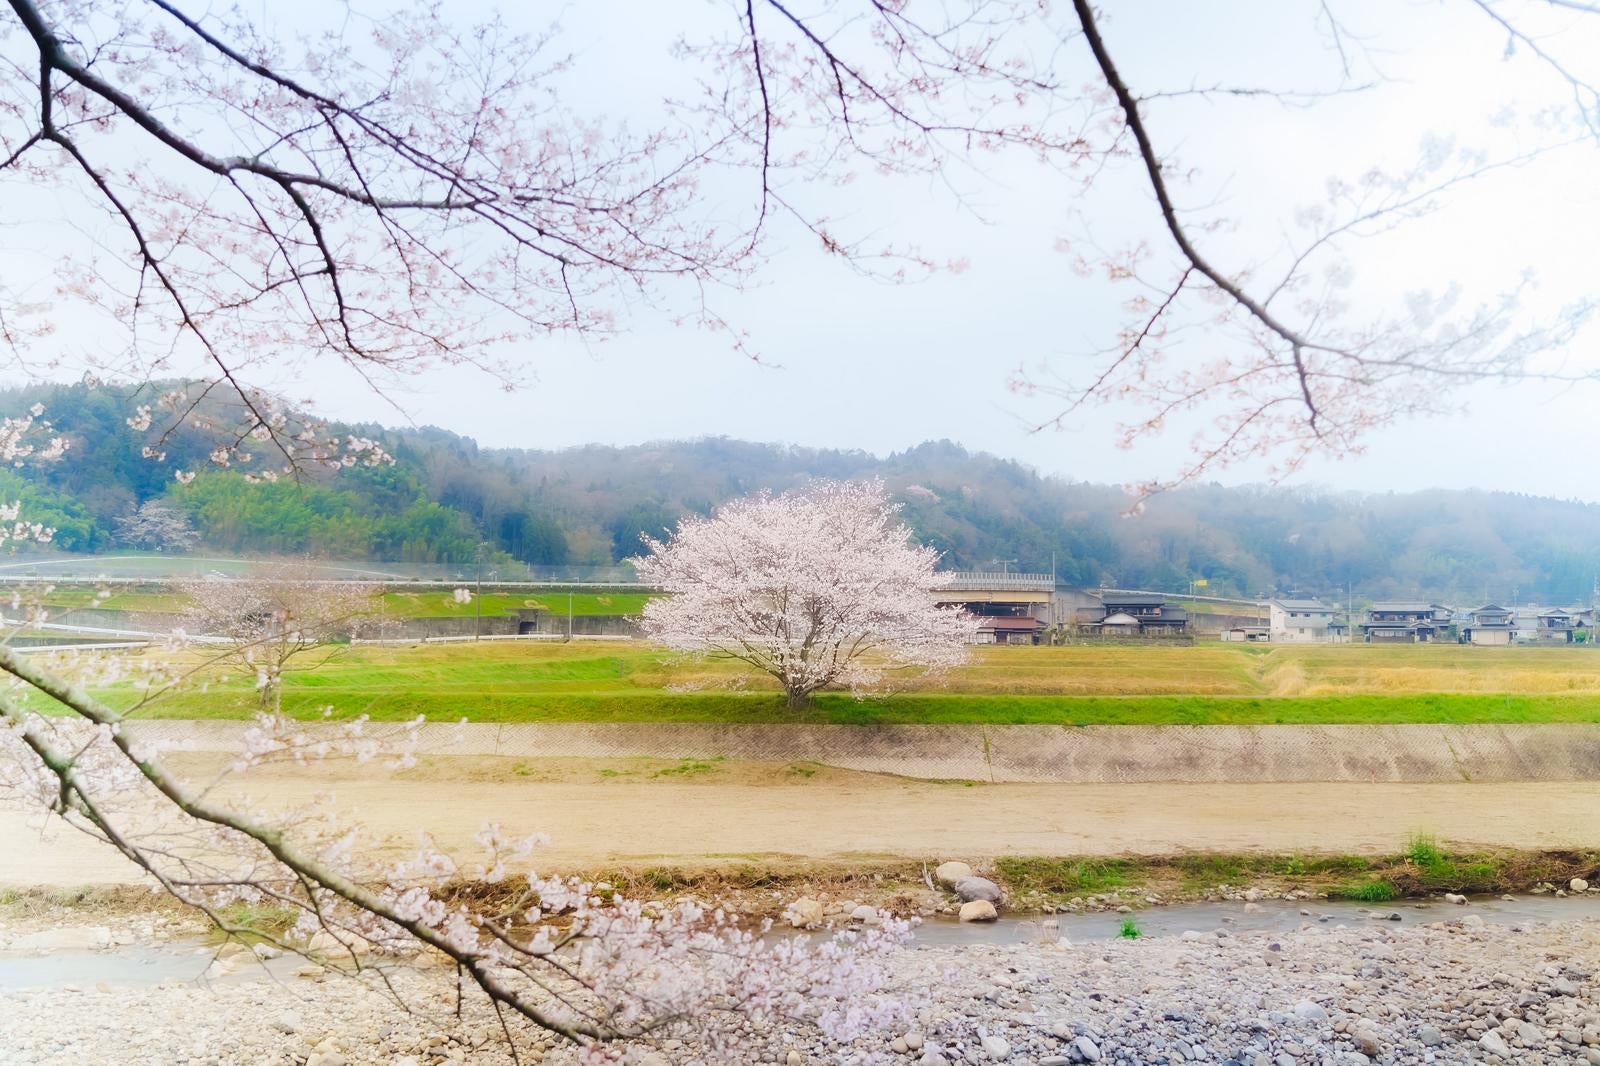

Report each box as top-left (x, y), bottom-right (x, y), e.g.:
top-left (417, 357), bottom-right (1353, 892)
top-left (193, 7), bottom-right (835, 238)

top-left (7, 756), bottom-right (1600, 886)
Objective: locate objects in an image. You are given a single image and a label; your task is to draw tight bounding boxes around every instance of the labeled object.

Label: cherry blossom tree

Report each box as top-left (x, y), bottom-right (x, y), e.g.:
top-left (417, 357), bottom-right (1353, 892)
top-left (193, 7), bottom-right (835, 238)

top-left (4, 0), bottom-right (1596, 488)
top-left (0, 444), bottom-right (913, 1056)
top-left (635, 480), bottom-right (979, 708)
top-left (0, 651), bottom-right (915, 1057)
top-left (113, 500), bottom-right (199, 552)
top-left (179, 564), bottom-right (379, 712)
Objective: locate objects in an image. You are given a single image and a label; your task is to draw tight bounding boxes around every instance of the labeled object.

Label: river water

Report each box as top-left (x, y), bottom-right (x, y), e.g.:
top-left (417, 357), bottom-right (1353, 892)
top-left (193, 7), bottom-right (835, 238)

top-left (907, 891), bottom-right (1600, 947)
top-left (5, 894), bottom-right (1599, 991)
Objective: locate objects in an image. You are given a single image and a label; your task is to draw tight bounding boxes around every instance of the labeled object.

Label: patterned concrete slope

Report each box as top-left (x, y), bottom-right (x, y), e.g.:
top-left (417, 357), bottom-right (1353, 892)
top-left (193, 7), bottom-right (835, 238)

top-left (126, 720), bottom-right (1600, 783)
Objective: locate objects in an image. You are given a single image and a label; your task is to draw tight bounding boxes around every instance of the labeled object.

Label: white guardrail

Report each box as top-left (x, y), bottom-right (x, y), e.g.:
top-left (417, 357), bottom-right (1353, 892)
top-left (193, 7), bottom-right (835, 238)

top-left (352, 633), bottom-right (634, 645)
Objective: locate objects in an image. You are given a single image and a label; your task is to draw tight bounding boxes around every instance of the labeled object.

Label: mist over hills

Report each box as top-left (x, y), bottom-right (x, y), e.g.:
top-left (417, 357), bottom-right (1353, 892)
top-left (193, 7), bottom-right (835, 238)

top-left (2, 382), bottom-right (1598, 604)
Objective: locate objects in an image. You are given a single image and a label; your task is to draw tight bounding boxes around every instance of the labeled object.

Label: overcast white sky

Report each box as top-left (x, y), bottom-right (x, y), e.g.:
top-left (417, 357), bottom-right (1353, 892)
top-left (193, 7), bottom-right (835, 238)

top-left (8, 1), bottom-right (1600, 499)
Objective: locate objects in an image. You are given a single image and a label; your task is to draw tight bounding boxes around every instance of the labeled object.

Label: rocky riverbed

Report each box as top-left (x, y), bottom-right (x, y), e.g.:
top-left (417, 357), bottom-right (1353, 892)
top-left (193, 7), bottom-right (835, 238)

top-left (4, 908), bottom-right (1600, 1065)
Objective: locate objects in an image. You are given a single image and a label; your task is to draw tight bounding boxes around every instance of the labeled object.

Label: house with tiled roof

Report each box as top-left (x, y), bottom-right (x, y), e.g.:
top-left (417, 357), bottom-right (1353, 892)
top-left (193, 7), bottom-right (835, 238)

top-left (1462, 604), bottom-right (1516, 645)
top-left (1360, 602), bottom-right (1452, 643)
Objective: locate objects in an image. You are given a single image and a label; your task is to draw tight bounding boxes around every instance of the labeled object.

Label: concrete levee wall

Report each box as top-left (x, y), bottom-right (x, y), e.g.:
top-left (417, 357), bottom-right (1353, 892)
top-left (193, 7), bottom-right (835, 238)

top-left (133, 721), bottom-right (1600, 783)
top-left (52, 606), bottom-right (639, 639)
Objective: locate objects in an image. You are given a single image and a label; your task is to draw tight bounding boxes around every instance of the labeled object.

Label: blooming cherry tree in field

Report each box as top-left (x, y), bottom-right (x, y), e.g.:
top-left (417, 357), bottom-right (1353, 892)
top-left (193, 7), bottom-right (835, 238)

top-left (180, 564), bottom-right (380, 712)
top-left (635, 480), bottom-right (979, 708)
top-left (113, 501), bottom-right (199, 552)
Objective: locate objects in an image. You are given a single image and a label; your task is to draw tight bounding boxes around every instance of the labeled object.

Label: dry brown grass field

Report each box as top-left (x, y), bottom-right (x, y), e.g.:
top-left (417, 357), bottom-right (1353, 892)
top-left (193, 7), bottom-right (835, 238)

top-left (644, 641), bottom-right (1600, 696)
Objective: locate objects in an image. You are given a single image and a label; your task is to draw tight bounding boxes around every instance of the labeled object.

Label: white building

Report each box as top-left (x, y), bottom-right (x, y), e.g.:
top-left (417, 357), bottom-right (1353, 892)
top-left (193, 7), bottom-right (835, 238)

top-left (1268, 597), bottom-right (1341, 642)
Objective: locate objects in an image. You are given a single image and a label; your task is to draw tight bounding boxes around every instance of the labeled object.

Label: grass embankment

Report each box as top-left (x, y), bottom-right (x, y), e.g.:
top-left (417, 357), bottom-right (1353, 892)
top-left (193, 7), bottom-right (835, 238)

top-left (376, 590), bottom-right (653, 619)
top-left (12, 832), bottom-right (1600, 928)
top-left (31, 587), bottom-right (189, 613)
top-left (14, 842), bottom-right (1596, 928)
top-left (18, 840), bottom-right (1590, 928)
top-left (61, 641), bottom-right (1600, 723)
top-left (994, 836), bottom-right (1600, 908)
top-left (26, 586), bottom-right (653, 618)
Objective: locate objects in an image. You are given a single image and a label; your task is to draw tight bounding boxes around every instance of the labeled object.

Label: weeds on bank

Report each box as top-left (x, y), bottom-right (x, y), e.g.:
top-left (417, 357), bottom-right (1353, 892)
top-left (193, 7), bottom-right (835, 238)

top-left (1389, 834), bottom-right (1508, 893)
top-left (1332, 879), bottom-right (1400, 903)
top-left (1407, 833), bottom-right (1447, 869)
top-left (1118, 917), bottom-right (1141, 939)
top-left (653, 757), bottom-right (726, 778)
top-left (995, 856), bottom-right (1132, 895)
top-left (1173, 854), bottom-right (1250, 891)
top-left (1172, 852), bottom-right (1367, 893)
top-left (208, 900), bottom-right (300, 943)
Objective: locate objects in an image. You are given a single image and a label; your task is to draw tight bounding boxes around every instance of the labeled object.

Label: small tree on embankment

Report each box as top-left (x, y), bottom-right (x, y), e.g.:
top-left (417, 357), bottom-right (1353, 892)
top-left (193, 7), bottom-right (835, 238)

top-left (181, 563), bottom-right (379, 713)
top-left (634, 479), bottom-right (979, 708)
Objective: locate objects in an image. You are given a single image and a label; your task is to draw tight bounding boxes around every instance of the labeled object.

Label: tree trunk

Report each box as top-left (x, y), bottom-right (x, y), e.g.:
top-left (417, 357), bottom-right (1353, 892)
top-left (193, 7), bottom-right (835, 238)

top-left (785, 687), bottom-right (811, 710)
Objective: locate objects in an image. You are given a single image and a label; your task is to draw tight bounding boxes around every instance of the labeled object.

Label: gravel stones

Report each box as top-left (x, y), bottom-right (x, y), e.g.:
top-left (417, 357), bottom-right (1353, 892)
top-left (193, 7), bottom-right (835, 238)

top-left (7, 903), bottom-right (1600, 1065)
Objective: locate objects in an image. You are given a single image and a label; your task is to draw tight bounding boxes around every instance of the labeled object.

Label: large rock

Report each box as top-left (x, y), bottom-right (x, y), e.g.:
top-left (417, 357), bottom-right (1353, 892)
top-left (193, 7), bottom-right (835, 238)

top-left (1572, 877), bottom-right (1590, 893)
top-left (959, 900), bottom-right (998, 923)
top-left (785, 897), bottom-right (826, 929)
top-left (935, 861), bottom-right (974, 888)
top-left (954, 876), bottom-right (1003, 904)
top-left (981, 1034), bottom-right (1011, 1060)
top-left (1292, 1000), bottom-right (1327, 1024)
top-left (1478, 1031), bottom-right (1511, 1059)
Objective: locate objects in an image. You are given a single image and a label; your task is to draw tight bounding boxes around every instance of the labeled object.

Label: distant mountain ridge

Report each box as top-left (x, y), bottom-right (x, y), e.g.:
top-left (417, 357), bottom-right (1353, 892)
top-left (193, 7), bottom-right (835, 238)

top-left (1, 381), bottom-right (1598, 603)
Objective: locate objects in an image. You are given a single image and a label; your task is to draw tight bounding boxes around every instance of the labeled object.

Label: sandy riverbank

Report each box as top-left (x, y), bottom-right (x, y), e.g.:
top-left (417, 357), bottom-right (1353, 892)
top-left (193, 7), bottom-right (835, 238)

top-left (6, 754), bottom-right (1600, 887)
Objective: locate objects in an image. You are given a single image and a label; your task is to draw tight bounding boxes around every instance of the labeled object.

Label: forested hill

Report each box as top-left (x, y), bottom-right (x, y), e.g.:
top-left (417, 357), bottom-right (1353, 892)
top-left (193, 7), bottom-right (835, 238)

top-left (2, 381), bottom-right (1599, 603)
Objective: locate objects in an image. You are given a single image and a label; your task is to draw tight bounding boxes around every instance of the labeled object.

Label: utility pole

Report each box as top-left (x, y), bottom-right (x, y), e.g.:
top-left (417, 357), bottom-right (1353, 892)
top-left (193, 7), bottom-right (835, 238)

top-left (474, 542), bottom-right (484, 641)
top-left (567, 591), bottom-right (574, 642)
